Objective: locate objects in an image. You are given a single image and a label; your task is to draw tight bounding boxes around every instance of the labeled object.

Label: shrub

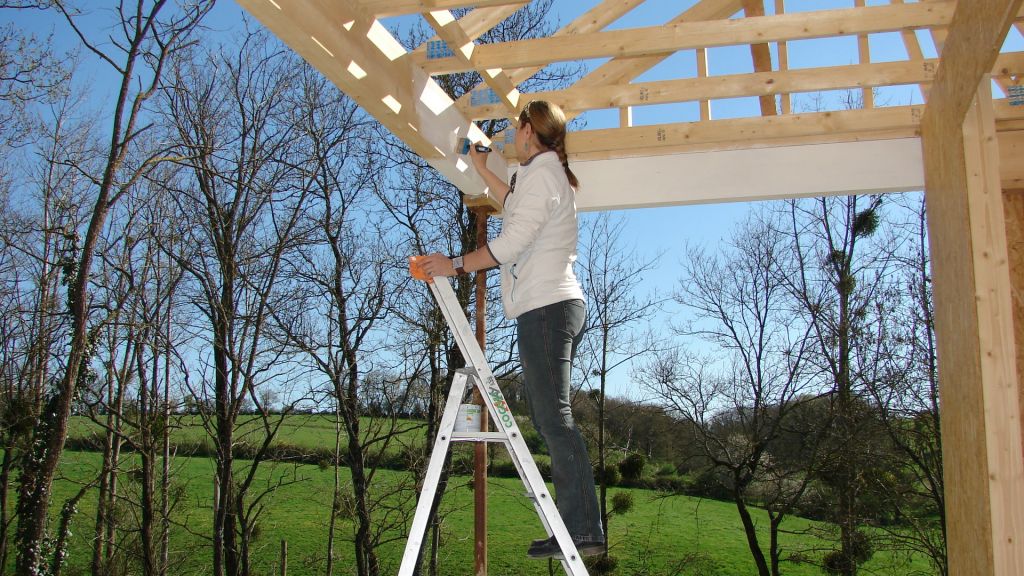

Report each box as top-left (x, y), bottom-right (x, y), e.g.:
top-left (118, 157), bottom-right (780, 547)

top-left (618, 453), bottom-right (646, 484)
top-left (598, 463), bottom-right (621, 487)
top-left (610, 491), bottom-right (634, 516)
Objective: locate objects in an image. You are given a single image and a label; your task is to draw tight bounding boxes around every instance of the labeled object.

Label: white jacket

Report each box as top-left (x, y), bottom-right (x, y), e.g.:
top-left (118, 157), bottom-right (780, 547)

top-left (486, 151), bottom-right (584, 319)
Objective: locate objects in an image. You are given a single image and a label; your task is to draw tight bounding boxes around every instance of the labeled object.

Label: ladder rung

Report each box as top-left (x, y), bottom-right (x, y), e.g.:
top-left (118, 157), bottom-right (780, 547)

top-left (450, 431), bottom-right (508, 443)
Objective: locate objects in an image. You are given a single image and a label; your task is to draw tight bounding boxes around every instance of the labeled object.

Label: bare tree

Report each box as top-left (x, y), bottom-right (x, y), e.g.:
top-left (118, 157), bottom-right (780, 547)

top-left (161, 30), bottom-right (309, 576)
top-left (269, 60), bottom-right (416, 576)
top-left (865, 193), bottom-right (946, 575)
top-left (779, 195), bottom-right (897, 576)
top-left (11, 2), bottom-right (212, 573)
top-left (76, 178), bottom-right (187, 576)
top-left (576, 212), bottom-right (662, 558)
top-left (641, 212), bottom-right (817, 576)
top-left (0, 81), bottom-right (91, 575)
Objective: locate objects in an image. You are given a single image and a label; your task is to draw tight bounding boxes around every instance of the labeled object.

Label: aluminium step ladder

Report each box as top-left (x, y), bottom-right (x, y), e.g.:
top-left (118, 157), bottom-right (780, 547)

top-left (399, 257), bottom-right (590, 576)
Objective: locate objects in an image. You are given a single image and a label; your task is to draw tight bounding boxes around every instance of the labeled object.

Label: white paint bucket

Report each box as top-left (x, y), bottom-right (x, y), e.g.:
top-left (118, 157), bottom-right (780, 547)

top-left (454, 403), bottom-right (482, 433)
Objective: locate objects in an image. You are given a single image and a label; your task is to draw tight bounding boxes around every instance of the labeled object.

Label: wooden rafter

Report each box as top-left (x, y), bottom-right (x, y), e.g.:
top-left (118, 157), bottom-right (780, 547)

top-left (359, 0), bottom-right (528, 18)
top-left (236, 0), bottom-right (510, 208)
top-left (741, 0), bottom-right (775, 116)
top-left (414, 2), bottom-right (957, 75)
top-left (463, 54), bottom-right (1024, 122)
top-left (423, 9), bottom-right (521, 115)
top-left (451, 0), bottom-right (648, 114)
top-left (569, 0), bottom-right (742, 91)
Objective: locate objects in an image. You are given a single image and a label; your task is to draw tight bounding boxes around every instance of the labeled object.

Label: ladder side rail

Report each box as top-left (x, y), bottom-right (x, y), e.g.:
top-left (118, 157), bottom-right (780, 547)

top-left (429, 279), bottom-right (589, 575)
top-left (398, 371), bottom-right (470, 576)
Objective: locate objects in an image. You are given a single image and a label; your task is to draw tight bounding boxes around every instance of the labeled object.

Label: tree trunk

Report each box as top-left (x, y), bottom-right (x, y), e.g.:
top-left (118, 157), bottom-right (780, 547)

top-left (0, 439), bottom-right (13, 574)
top-left (326, 411), bottom-right (342, 576)
top-left (734, 488), bottom-right (771, 576)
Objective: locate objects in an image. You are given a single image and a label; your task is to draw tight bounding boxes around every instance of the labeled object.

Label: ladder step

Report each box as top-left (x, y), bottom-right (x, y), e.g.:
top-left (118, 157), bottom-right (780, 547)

top-left (450, 431), bottom-right (508, 443)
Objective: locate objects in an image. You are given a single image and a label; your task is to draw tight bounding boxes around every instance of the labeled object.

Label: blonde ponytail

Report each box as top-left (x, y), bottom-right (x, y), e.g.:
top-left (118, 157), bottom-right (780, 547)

top-left (519, 100), bottom-right (578, 189)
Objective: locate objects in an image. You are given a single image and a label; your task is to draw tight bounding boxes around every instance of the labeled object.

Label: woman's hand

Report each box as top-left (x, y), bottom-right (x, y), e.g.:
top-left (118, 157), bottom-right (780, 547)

top-left (468, 143), bottom-right (489, 173)
top-left (417, 253), bottom-right (456, 277)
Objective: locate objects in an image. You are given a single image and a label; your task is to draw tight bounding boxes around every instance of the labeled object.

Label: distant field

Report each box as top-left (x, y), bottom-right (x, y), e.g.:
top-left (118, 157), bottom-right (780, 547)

top-left (67, 413), bottom-right (429, 451)
top-left (45, 449), bottom-right (935, 576)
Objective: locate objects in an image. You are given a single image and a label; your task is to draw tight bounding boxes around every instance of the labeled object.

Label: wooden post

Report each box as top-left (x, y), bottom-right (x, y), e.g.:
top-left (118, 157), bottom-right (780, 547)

top-left (473, 207), bottom-right (490, 576)
top-left (923, 79), bottom-right (1024, 576)
top-left (280, 539), bottom-right (287, 576)
top-left (920, 2), bottom-right (1024, 573)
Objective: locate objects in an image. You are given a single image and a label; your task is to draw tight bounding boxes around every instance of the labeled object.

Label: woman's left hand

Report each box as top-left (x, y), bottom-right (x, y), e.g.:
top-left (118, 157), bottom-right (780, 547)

top-left (417, 253), bottom-right (456, 277)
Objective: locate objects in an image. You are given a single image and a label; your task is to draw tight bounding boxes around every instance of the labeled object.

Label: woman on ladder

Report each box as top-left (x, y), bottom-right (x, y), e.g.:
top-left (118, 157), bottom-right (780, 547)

top-left (417, 100), bottom-right (605, 559)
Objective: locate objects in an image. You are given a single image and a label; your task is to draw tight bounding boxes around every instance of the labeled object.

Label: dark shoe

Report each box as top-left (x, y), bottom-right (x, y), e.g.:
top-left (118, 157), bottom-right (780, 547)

top-left (527, 536), bottom-right (605, 560)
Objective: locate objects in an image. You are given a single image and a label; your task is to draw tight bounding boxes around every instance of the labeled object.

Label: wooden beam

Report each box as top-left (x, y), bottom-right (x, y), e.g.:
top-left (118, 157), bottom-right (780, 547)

top-left (452, 0), bottom-right (647, 112)
top-left (415, 1), bottom-right (957, 75)
top-left (924, 78), bottom-right (1024, 576)
top-left (423, 9), bottom-right (520, 115)
top-left (921, 8), bottom-right (1024, 572)
top-left (358, 0), bottom-right (527, 19)
top-left (572, 138), bottom-right (923, 211)
top-left (559, 103), bottom-right (1024, 163)
top-left (775, 0), bottom-right (791, 114)
top-left (566, 105), bottom-right (925, 161)
top-left (412, 4), bottom-right (527, 57)
top-left (237, 0), bottom-right (420, 144)
top-left (466, 56), bottom-right (1024, 120)
top-left (924, 0), bottom-right (1023, 124)
top-left (741, 0), bottom-right (776, 116)
top-left (697, 47), bottom-right (711, 121)
top-left (854, 0), bottom-right (874, 109)
top-left (569, 0), bottom-right (743, 91)
top-left (237, 0), bottom-right (507, 207)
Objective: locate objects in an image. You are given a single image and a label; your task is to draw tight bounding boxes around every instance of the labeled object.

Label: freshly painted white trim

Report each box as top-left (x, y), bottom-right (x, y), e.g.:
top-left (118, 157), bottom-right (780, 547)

top-left (570, 138), bottom-right (925, 211)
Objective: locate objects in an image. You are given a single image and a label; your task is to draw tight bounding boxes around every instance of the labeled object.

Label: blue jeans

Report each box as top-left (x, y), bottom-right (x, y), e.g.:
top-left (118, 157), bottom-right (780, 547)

top-left (517, 299), bottom-right (603, 543)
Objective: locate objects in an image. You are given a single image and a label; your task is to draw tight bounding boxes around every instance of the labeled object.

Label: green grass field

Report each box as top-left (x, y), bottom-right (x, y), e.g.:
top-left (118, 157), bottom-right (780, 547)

top-left (67, 413), bottom-right (429, 452)
top-left (45, 445), bottom-right (935, 576)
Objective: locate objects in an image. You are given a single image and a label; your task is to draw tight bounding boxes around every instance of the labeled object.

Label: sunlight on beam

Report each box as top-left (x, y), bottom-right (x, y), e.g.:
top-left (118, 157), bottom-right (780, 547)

top-left (342, 20), bottom-right (354, 31)
top-left (311, 36), bottom-right (334, 58)
top-left (456, 157), bottom-right (469, 172)
top-left (407, 123), bottom-right (419, 132)
top-left (429, 10), bottom-right (455, 26)
top-left (382, 95), bottom-right (402, 114)
top-left (485, 68), bottom-right (502, 78)
top-left (419, 80), bottom-right (454, 116)
top-left (459, 42), bottom-right (474, 59)
top-left (267, 0), bottom-right (281, 10)
top-left (507, 89), bottom-right (520, 108)
top-left (367, 20), bottom-right (406, 61)
top-left (347, 61), bottom-right (367, 79)
top-left (466, 123), bottom-right (488, 144)
top-left (434, 145), bottom-right (447, 158)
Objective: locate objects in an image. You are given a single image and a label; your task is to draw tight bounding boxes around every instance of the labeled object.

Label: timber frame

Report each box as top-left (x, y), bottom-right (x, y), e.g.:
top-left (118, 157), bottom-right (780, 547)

top-left (236, 0), bottom-right (1024, 574)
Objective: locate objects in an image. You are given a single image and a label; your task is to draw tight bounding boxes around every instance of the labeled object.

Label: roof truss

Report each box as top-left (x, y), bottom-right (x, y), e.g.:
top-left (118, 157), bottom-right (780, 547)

top-left (237, 0), bottom-right (1024, 210)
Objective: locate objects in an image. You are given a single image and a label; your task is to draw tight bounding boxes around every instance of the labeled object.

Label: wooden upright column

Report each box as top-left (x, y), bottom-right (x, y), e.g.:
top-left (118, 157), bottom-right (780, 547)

top-left (923, 80), bottom-right (1024, 576)
top-left (473, 208), bottom-right (490, 575)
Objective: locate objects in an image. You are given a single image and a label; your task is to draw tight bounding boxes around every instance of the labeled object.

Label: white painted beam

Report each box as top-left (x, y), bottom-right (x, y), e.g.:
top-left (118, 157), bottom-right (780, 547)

top-left (570, 138), bottom-right (925, 211)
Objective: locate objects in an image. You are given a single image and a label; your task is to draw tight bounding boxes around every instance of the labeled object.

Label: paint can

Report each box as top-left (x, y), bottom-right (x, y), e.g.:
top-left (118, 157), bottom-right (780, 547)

top-left (454, 403), bottom-right (482, 433)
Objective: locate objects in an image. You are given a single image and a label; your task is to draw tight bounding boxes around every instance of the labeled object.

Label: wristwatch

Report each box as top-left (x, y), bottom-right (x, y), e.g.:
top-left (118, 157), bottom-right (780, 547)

top-left (452, 255), bottom-right (466, 276)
